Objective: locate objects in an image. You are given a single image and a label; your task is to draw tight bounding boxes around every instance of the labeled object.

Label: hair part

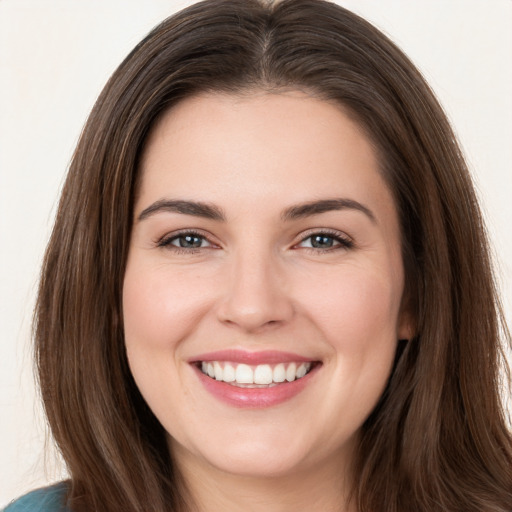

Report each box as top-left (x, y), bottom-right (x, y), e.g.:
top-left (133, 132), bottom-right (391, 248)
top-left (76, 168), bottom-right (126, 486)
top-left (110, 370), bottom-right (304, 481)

top-left (35, 1), bottom-right (512, 511)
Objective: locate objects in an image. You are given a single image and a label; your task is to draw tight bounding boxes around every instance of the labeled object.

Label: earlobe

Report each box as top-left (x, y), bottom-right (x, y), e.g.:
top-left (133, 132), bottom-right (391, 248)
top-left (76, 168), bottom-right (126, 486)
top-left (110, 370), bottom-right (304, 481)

top-left (397, 309), bottom-right (416, 342)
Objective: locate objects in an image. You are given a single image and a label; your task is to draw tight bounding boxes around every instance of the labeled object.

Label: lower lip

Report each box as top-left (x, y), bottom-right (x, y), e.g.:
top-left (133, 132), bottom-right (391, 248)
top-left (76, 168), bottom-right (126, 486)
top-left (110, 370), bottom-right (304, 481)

top-left (193, 364), bottom-right (319, 408)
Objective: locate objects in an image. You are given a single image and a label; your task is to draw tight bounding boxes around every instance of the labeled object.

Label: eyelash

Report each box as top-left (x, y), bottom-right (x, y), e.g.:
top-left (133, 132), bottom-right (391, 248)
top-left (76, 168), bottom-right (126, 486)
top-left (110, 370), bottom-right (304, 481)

top-left (156, 229), bottom-right (354, 254)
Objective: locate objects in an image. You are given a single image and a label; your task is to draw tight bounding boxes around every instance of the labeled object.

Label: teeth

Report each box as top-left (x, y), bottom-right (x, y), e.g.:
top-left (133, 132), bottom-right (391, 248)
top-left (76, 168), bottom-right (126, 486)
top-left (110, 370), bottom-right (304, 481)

top-left (286, 363), bottom-right (296, 382)
top-left (254, 364), bottom-right (273, 385)
top-left (273, 363), bottom-right (286, 383)
top-left (214, 362), bottom-right (223, 381)
top-left (235, 364), bottom-right (253, 384)
top-left (199, 361), bottom-right (312, 385)
top-left (296, 363), bottom-right (308, 379)
top-left (223, 363), bottom-right (236, 382)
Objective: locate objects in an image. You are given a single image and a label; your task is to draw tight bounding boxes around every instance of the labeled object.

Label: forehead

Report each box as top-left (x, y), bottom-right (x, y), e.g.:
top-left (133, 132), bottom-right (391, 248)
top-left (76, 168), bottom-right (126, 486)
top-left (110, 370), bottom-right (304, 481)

top-left (137, 91), bottom-right (394, 219)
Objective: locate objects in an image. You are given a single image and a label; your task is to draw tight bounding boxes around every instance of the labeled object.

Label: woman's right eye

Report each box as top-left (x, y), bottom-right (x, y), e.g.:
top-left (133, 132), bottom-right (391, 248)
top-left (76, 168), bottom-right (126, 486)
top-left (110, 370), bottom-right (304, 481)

top-left (158, 232), bottom-right (213, 250)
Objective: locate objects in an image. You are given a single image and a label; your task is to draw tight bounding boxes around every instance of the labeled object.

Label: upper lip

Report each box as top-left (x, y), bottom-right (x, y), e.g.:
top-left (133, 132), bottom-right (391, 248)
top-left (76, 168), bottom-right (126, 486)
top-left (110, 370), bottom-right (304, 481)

top-left (189, 349), bottom-right (317, 365)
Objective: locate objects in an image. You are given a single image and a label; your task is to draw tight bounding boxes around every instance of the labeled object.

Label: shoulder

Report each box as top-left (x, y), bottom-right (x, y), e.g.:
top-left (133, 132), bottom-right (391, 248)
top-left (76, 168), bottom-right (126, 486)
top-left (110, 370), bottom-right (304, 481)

top-left (3, 483), bottom-right (70, 512)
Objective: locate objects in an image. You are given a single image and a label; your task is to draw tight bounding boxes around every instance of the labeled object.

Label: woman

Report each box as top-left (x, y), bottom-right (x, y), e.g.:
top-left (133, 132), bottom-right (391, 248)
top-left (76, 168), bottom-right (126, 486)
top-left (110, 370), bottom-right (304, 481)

top-left (5, 0), bottom-right (511, 511)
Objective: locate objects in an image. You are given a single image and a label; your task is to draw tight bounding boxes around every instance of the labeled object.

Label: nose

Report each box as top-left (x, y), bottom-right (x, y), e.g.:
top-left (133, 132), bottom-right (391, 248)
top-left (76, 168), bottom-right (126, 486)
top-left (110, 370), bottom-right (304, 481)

top-left (216, 247), bottom-right (294, 333)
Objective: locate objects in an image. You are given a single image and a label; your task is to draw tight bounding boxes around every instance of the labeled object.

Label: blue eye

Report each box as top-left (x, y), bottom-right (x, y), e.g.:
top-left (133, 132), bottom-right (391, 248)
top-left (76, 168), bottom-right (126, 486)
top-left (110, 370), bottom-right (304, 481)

top-left (172, 234), bottom-right (208, 248)
top-left (298, 232), bottom-right (353, 251)
top-left (158, 232), bottom-right (212, 250)
top-left (308, 234), bottom-right (336, 249)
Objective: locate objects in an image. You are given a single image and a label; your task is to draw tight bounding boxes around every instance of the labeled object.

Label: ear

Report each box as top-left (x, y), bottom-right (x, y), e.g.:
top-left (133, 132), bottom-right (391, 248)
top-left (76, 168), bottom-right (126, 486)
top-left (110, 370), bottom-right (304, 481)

top-left (397, 306), bottom-right (415, 341)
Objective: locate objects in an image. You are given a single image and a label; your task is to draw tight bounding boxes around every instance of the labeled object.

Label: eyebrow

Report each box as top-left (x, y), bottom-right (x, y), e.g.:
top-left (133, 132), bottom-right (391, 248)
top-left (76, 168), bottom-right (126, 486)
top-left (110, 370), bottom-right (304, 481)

top-left (138, 199), bottom-right (226, 221)
top-left (281, 198), bottom-right (376, 223)
top-left (137, 197), bottom-right (376, 223)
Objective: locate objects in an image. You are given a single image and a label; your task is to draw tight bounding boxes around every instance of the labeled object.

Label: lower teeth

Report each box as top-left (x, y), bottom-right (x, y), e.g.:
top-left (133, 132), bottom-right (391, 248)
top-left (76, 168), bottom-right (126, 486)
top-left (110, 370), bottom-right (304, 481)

top-left (227, 382), bottom-right (279, 388)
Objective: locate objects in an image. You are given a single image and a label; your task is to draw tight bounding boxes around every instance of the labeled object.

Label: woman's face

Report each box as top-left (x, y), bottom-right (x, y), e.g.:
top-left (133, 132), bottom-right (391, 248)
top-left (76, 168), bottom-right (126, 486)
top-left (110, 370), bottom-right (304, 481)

top-left (123, 91), bottom-right (412, 480)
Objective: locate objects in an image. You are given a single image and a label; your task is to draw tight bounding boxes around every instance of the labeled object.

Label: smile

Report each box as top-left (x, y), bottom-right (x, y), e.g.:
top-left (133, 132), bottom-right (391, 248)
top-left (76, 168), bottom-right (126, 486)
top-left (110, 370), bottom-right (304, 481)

top-left (199, 361), bottom-right (313, 386)
top-left (190, 350), bottom-right (321, 408)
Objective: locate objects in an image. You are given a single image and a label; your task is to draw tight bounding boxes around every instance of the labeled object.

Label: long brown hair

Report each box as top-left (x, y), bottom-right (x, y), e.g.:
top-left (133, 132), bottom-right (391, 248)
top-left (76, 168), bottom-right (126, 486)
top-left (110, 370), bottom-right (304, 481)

top-left (35, 1), bottom-right (512, 510)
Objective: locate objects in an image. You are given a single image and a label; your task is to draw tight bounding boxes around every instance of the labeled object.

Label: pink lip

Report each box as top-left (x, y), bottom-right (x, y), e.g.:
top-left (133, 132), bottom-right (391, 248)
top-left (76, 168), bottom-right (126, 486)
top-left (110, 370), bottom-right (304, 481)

top-left (190, 349), bottom-right (314, 365)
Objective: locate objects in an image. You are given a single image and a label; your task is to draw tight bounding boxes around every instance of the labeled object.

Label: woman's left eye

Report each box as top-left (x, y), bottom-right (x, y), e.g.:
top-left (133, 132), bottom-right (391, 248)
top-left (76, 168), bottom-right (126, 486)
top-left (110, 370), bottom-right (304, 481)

top-left (297, 232), bottom-right (353, 251)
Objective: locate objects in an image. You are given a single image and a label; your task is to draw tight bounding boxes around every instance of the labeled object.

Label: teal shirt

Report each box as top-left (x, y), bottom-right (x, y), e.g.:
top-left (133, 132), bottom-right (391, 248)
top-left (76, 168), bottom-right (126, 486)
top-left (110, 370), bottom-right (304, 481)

top-left (3, 484), bottom-right (70, 512)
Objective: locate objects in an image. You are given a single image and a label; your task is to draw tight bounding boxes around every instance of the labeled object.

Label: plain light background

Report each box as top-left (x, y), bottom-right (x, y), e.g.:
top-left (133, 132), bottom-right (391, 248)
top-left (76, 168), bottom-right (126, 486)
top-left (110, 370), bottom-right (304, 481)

top-left (1, 0), bottom-right (511, 505)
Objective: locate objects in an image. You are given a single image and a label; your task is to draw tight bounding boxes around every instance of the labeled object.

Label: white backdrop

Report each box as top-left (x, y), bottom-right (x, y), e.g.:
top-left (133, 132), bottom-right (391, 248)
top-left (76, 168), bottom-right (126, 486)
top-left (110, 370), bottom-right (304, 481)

top-left (1, 0), bottom-right (511, 505)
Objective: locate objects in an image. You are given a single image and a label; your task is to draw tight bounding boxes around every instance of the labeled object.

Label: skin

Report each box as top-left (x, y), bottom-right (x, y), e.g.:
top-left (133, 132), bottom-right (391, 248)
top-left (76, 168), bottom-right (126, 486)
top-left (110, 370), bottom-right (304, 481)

top-left (123, 91), bottom-right (412, 511)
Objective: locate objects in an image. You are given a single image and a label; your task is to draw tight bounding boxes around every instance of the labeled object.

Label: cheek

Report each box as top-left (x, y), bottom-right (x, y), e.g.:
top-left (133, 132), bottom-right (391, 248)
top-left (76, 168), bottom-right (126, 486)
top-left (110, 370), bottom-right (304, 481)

top-left (121, 263), bottom-right (204, 423)
top-left (320, 273), bottom-right (401, 405)
top-left (122, 263), bottom-right (212, 353)
top-left (299, 263), bottom-right (402, 409)
top-left (302, 265), bottom-right (403, 348)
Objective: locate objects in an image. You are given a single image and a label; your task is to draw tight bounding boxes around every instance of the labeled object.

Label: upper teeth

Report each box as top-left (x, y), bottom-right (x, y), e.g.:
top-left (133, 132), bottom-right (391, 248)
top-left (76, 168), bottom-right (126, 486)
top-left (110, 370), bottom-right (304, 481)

top-left (200, 361), bottom-right (312, 385)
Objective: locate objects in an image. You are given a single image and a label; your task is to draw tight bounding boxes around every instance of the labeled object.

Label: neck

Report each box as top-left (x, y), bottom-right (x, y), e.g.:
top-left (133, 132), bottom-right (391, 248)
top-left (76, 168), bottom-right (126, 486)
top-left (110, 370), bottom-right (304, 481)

top-left (172, 443), bottom-right (358, 512)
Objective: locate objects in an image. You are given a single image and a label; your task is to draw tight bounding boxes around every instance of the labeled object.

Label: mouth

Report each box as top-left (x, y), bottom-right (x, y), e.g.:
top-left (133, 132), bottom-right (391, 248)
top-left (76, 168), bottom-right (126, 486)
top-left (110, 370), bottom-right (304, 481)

top-left (190, 350), bottom-right (321, 408)
top-left (196, 360), bottom-right (318, 387)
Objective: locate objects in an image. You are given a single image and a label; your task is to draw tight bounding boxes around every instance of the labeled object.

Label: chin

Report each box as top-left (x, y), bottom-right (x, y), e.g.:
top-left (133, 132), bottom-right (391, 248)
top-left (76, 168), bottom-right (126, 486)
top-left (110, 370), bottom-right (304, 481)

top-left (203, 446), bottom-right (311, 479)
top-left (170, 424), bottom-right (350, 481)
